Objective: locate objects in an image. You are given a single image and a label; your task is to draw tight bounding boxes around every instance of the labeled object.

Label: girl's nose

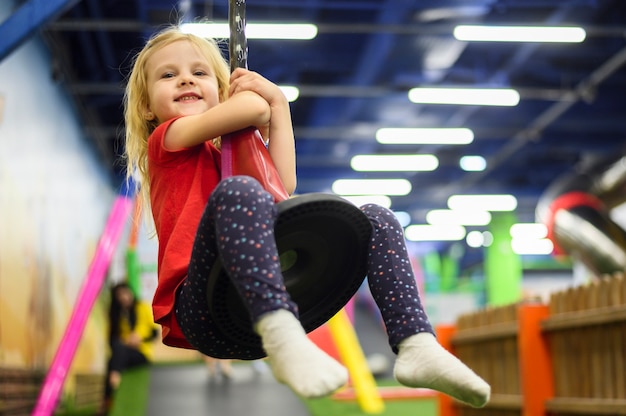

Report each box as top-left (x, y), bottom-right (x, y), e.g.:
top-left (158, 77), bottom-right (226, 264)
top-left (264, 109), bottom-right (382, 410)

top-left (179, 75), bottom-right (195, 86)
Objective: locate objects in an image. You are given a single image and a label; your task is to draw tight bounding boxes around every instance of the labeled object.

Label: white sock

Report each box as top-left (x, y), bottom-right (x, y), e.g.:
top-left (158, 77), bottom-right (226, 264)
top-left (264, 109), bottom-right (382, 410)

top-left (394, 333), bottom-right (490, 408)
top-left (254, 309), bottom-right (348, 398)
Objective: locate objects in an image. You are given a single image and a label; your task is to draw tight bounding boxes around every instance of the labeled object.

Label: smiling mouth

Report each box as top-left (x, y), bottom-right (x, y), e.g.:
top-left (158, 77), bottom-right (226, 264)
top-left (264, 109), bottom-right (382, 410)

top-left (177, 96), bottom-right (201, 102)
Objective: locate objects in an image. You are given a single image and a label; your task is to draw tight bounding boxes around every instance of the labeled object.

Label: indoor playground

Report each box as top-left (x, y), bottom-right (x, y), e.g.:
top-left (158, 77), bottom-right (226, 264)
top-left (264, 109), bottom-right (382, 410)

top-left (1, 1), bottom-right (626, 416)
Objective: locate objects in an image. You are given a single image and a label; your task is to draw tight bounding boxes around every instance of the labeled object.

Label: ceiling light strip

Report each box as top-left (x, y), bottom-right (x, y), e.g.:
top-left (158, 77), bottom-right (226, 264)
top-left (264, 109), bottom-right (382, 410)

top-left (332, 179), bottom-right (411, 196)
top-left (376, 128), bottom-right (474, 144)
top-left (181, 22), bottom-right (318, 40)
top-left (454, 25), bottom-right (586, 43)
top-left (408, 87), bottom-right (520, 106)
top-left (351, 154), bottom-right (438, 172)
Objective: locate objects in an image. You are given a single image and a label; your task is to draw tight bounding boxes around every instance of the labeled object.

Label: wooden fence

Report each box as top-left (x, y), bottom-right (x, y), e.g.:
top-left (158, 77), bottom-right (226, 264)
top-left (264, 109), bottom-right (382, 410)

top-left (437, 273), bottom-right (626, 416)
top-left (542, 273), bottom-right (626, 415)
top-left (0, 368), bottom-right (44, 416)
top-left (0, 369), bottom-right (103, 415)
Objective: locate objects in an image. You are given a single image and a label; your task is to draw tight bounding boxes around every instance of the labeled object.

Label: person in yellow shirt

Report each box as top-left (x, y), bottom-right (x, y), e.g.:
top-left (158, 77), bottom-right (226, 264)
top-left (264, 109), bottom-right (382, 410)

top-left (103, 282), bottom-right (159, 412)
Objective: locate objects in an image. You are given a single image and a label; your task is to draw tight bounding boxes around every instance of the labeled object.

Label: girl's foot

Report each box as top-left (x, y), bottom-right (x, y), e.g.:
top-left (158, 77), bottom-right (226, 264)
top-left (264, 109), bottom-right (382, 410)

top-left (394, 333), bottom-right (490, 408)
top-left (255, 309), bottom-right (348, 398)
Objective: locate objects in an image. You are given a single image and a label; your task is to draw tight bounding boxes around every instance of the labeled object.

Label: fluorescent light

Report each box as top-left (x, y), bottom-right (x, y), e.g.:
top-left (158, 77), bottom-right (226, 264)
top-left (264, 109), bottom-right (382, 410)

top-left (180, 22), bottom-right (318, 40)
top-left (279, 86), bottom-right (299, 102)
top-left (510, 223), bottom-right (548, 240)
top-left (340, 195), bottom-right (392, 208)
top-left (393, 211), bottom-right (412, 227)
top-left (332, 179), bottom-right (411, 196)
top-left (482, 231), bottom-right (493, 246)
top-left (447, 194), bottom-right (518, 211)
top-left (454, 25), bottom-right (586, 43)
top-left (511, 238), bottom-right (554, 255)
top-left (466, 230), bottom-right (495, 248)
top-left (466, 230), bottom-right (484, 248)
top-left (181, 22), bottom-right (229, 38)
top-left (426, 209), bottom-right (492, 226)
top-left (405, 224), bottom-right (466, 241)
top-left (509, 223), bottom-right (552, 255)
top-left (408, 87), bottom-right (520, 106)
top-left (351, 154), bottom-right (438, 172)
top-left (376, 128), bottom-right (474, 145)
top-left (459, 155), bottom-right (486, 172)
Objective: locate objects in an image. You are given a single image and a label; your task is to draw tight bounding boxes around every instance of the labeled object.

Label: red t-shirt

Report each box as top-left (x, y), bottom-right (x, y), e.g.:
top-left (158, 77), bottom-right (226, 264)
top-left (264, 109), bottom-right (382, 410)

top-left (148, 117), bottom-right (221, 348)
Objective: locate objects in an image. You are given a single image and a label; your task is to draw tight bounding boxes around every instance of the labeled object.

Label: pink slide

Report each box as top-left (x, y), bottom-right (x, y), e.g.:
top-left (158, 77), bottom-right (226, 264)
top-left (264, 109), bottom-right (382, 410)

top-left (32, 183), bottom-right (135, 416)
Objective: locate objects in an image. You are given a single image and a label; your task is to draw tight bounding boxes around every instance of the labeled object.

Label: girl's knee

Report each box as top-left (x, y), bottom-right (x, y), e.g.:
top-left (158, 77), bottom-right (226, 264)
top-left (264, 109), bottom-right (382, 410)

top-left (215, 175), bottom-right (263, 193)
top-left (211, 176), bottom-right (273, 206)
top-left (360, 203), bottom-right (400, 227)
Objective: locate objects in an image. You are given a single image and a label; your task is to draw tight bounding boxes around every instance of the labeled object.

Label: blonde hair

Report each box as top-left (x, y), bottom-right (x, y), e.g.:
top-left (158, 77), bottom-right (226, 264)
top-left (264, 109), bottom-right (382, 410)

top-left (123, 25), bottom-right (231, 211)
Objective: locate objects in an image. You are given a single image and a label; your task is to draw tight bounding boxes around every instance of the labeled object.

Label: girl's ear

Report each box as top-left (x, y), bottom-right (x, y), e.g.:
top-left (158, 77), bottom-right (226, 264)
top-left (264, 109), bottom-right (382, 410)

top-left (139, 100), bottom-right (156, 121)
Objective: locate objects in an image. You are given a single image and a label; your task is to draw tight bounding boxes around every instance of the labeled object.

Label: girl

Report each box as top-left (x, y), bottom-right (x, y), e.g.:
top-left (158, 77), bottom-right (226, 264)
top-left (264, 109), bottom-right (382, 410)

top-left (124, 26), bottom-right (490, 406)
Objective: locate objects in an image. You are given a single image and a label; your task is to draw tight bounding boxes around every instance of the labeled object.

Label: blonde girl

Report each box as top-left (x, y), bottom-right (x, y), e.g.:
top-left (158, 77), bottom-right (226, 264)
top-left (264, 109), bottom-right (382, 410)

top-left (124, 26), bottom-right (490, 405)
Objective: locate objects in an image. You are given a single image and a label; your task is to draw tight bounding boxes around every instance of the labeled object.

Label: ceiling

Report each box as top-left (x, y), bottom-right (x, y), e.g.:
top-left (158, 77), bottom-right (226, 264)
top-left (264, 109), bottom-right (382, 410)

top-left (5, 0), bottom-right (626, 239)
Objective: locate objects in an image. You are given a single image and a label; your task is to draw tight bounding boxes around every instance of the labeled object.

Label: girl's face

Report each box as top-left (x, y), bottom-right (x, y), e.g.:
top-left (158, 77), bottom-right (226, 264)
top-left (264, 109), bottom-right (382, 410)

top-left (144, 40), bottom-right (221, 123)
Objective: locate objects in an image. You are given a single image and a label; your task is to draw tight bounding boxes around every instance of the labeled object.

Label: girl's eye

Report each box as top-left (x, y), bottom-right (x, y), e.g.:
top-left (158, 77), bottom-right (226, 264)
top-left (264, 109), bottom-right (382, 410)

top-left (161, 72), bottom-right (175, 79)
top-left (194, 70), bottom-right (207, 76)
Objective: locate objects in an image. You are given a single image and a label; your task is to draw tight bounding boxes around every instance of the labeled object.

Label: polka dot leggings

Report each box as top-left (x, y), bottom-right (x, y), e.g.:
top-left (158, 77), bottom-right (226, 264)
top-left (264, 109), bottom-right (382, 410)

top-left (175, 176), bottom-right (433, 358)
top-left (175, 176), bottom-right (298, 358)
top-left (361, 203), bottom-right (434, 353)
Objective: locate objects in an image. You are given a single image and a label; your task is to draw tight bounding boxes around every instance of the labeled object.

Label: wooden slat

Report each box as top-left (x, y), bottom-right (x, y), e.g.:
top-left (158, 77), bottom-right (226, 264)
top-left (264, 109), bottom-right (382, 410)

top-left (546, 397), bottom-right (626, 414)
top-left (0, 367), bottom-right (44, 415)
top-left (541, 305), bottom-right (626, 331)
top-left (481, 393), bottom-right (523, 410)
top-left (451, 321), bottom-right (518, 344)
top-left (73, 373), bottom-right (104, 409)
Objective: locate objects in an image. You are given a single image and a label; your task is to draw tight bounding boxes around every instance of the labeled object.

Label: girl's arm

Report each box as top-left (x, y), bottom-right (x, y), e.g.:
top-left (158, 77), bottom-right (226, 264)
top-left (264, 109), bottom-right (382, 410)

top-left (163, 90), bottom-right (271, 151)
top-left (229, 69), bottom-right (297, 195)
top-left (265, 90), bottom-right (297, 195)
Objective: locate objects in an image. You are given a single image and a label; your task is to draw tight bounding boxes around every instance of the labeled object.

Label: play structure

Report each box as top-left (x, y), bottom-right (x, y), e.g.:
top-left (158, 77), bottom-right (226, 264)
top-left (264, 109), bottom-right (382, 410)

top-left (32, 181), bottom-right (136, 416)
top-left (125, 199), bottom-right (143, 299)
top-left (31, 188), bottom-right (161, 415)
top-left (435, 153), bottom-right (626, 414)
top-left (439, 272), bottom-right (626, 416)
top-left (537, 154), bottom-right (626, 276)
top-left (309, 300), bottom-right (442, 412)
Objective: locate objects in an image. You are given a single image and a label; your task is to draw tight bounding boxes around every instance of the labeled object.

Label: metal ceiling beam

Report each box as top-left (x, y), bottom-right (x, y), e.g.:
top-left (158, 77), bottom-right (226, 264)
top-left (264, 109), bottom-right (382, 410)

top-left (83, 120), bottom-right (622, 143)
top-left (0, 0), bottom-right (81, 61)
top-left (45, 19), bottom-right (626, 37)
top-left (64, 81), bottom-right (579, 101)
top-left (47, 20), bottom-right (463, 34)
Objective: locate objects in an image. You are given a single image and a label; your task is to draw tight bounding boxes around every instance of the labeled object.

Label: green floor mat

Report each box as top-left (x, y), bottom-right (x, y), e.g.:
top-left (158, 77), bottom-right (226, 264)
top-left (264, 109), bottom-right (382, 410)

top-left (109, 366), bottom-right (151, 416)
top-left (302, 381), bottom-right (438, 416)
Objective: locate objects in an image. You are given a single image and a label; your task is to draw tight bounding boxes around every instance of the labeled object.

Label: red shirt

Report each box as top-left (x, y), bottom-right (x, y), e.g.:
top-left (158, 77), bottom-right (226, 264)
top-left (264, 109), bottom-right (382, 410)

top-left (148, 117), bottom-right (221, 348)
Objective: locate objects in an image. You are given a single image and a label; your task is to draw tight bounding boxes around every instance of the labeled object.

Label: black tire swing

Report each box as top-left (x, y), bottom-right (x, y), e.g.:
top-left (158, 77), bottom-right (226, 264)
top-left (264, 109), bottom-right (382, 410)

top-left (206, 0), bottom-right (372, 360)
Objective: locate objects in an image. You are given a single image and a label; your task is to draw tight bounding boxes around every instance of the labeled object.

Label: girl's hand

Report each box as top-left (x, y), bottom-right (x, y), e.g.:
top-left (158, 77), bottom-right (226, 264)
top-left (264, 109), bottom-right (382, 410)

top-left (229, 68), bottom-right (287, 108)
top-left (228, 69), bottom-right (297, 194)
